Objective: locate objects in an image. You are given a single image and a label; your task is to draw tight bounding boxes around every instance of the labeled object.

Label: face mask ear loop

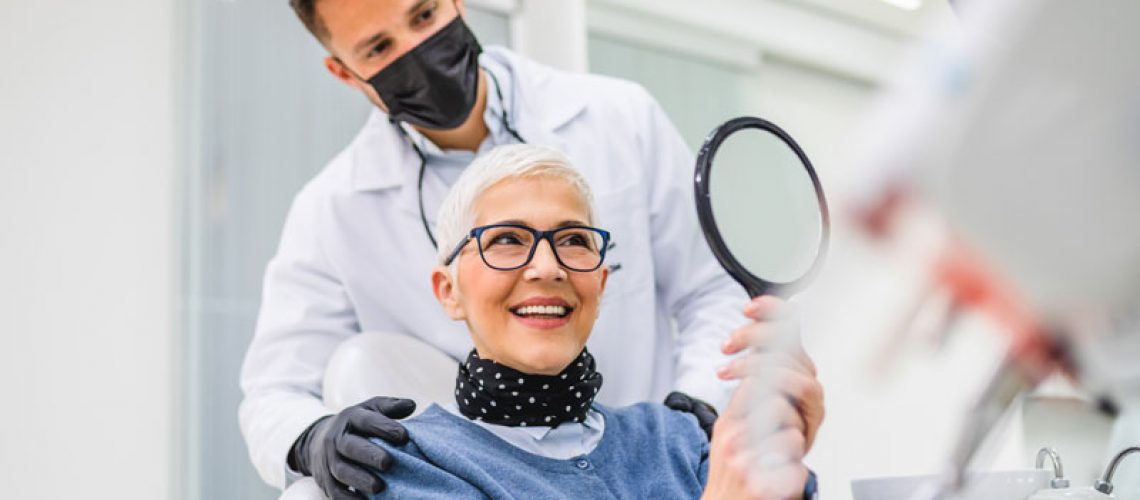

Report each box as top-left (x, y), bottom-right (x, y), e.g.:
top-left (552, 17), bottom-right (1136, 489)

top-left (393, 122), bottom-right (438, 249)
top-left (395, 66), bottom-right (514, 250)
top-left (485, 69), bottom-right (526, 144)
top-left (334, 56), bottom-right (367, 84)
top-left (334, 55), bottom-right (438, 249)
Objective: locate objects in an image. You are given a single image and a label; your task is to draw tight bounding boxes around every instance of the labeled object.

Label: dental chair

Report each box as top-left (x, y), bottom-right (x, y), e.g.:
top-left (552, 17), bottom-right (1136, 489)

top-left (279, 331), bottom-right (458, 500)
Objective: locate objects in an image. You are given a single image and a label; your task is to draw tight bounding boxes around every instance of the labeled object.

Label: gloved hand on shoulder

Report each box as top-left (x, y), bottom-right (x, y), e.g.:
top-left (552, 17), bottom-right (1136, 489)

top-left (288, 396), bottom-right (416, 499)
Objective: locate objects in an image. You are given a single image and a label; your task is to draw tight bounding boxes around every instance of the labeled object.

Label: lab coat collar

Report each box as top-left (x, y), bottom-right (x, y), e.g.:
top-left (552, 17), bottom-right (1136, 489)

top-left (483, 47), bottom-right (587, 137)
top-left (349, 47), bottom-right (587, 193)
top-left (350, 111), bottom-right (413, 191)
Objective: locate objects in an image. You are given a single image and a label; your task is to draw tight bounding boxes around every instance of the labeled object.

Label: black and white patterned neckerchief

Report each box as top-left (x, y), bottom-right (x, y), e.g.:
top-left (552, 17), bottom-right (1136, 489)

top-left (455, 348), bottom-right (603, 428)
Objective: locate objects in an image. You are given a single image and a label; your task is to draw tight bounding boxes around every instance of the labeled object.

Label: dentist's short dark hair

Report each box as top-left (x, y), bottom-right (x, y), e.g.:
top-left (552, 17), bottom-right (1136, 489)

top-left (289, 0), bottom-right (329, 42)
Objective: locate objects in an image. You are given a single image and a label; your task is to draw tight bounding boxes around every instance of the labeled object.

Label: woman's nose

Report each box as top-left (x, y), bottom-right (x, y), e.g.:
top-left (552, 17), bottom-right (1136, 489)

top-left (524, 239), bottom-right (567, 281)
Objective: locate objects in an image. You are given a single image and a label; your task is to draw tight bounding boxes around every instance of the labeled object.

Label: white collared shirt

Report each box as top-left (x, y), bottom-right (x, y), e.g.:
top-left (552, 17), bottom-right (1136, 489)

top-left (442, 404), bottom-right (605, 460)
top-left (398, 56), bottom-right (519, 185)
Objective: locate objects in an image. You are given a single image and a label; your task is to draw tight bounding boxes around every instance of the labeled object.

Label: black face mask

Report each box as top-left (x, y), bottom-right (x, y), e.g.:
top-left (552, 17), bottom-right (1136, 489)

top-left (367, 16), bottom-right (482, 130)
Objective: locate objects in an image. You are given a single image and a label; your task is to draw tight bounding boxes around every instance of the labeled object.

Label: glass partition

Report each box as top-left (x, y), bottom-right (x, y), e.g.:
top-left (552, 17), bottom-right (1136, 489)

top-left (179, 5), bottom-right (511, 498)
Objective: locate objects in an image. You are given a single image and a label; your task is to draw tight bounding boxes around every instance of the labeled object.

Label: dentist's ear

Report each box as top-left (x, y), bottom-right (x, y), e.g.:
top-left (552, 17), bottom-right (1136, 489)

top-left (431, 266), bottom-right (466, 321)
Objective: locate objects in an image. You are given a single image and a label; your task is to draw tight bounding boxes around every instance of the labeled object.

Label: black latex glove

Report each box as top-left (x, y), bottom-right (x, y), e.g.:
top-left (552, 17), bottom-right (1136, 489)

top-left (288, 396), bottom-right (417, 499)
top-left (664, 391), bottom-right (718, 439)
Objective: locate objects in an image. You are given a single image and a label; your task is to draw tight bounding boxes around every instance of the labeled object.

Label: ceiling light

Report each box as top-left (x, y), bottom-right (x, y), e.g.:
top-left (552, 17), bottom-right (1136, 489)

top-left (880, 0), bottom-right (923, 11)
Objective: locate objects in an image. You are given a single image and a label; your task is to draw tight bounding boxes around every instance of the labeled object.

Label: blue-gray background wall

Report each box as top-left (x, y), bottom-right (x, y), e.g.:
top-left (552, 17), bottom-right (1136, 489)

top-left (181, 5), bottom-right (510, 498)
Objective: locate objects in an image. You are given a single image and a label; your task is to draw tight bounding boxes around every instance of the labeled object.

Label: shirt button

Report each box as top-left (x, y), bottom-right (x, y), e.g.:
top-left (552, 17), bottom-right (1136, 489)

top-left (576, 459), bottom-right (590, 470)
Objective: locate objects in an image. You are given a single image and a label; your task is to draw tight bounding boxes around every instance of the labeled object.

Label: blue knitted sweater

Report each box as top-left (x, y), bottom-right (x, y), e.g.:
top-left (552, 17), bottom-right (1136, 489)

top-left (367, 402), bottom-right (710, 499)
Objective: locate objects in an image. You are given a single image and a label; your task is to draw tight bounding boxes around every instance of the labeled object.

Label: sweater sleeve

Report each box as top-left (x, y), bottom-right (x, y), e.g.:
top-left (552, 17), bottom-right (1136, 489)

top-left (366, 438), bottom-right (488, 500)
top-left (698, 434), bottom-right (711, 488)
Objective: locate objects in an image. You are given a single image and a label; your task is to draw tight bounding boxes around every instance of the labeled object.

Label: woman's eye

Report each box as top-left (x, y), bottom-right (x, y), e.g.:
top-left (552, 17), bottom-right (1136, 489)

top-left (559, 234), bottom-right (591, 248)
top-left (490, 233), bottom-right (525, 246)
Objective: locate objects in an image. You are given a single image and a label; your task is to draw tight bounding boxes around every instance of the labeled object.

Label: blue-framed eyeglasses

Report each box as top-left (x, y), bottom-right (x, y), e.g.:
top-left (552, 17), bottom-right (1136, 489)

top-left (443, 224), bottom-right (611, 272)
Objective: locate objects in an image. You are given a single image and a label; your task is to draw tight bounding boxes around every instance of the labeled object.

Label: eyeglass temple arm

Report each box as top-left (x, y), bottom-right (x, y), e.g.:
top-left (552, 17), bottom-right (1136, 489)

top-left (442, 234), bottom-right (473, 266)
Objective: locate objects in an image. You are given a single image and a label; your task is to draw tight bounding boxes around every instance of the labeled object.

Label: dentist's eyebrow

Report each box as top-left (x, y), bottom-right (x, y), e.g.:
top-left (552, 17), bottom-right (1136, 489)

top-left (353, 0), bottom-right (434, 57)
top-left (406, 0), bottom-right (435, 20)
top-left (353, 29), bottom-right (389, 57)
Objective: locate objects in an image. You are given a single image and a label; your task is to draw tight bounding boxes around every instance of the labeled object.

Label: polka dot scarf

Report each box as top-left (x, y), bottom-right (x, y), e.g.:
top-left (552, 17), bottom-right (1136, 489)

top-left (454, 348), bottom-right (603, 428)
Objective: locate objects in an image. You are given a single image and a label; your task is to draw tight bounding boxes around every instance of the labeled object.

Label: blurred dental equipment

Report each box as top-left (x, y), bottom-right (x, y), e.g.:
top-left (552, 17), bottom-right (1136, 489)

top-left (838, 0), bottom-right (1140, 497)
top-left (852, 446), bottom-right (1136, 499)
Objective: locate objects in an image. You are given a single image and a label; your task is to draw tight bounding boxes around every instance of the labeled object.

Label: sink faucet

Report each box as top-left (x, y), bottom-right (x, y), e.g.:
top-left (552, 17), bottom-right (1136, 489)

top-left (1035, 447), bottom-right (1069, 489)
top-left (1095, 446), bottom-right (1140, 495)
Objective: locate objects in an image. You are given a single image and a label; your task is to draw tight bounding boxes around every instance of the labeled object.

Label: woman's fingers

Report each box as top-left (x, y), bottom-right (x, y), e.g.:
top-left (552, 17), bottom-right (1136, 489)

top-left (717, 348), bottom-right (814, 380)
top-left (719, 365), bottom-right (825, 452)
top-left (721, 296), bottom-right (814, 376)
top-left (754, 427), bottom-right (807, 463)
top-left (751, 391), bottom-right (808, 438)
top-left (713, 421), bottom-right (809, 500)
top-left (746, 427), bottom-right (810, 499)
top-left (721, 319), bottom-right (804, 356)
top-left (747, 461), bottom-right (810, 500)
top-left (721, 377), bottom-right (802, 432)
top-left (742, 295), bottom-right (794, 322)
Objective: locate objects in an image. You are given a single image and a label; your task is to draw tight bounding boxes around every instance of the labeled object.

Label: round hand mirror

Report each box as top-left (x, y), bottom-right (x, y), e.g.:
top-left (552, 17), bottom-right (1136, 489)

top-left (694, 116), bottom-right (830, 298)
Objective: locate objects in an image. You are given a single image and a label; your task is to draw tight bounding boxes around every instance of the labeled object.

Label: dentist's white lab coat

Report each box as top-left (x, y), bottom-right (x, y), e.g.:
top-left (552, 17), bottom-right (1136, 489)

top-left (239, 47), bottom-right (747, 489)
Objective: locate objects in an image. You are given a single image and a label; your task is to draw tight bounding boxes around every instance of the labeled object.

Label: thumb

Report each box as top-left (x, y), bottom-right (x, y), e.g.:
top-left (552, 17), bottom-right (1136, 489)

top-left (663, 391), bottom-right (695, 412)
top-left (359, 396), bottom-right (417, 420)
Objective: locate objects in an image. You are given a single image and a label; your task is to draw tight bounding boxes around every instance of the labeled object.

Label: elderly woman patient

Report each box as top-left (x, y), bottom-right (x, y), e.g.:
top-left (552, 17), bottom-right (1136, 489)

top-left (362, 144), bottom-right (823, 499)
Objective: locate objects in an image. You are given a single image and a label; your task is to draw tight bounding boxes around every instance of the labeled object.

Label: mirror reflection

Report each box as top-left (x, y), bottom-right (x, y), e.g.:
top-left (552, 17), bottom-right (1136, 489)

top-left (708, 127), bottom-right (823, 284)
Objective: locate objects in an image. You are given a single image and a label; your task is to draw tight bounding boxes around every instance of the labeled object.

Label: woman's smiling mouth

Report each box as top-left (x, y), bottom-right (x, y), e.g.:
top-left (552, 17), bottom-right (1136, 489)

top-left (509, 297), bottom-right (574, 329)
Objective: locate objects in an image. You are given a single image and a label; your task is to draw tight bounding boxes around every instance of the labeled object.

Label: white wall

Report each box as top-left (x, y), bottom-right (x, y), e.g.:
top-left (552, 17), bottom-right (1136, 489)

top-left (0, 1), bottom-right (175, 498)
top-left (512, 0), bottom-right (588, 73)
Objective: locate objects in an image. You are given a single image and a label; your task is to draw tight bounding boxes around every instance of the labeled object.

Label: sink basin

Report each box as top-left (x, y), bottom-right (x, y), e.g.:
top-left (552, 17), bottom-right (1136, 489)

top-left (851, 469), bottom-right (1050, 500)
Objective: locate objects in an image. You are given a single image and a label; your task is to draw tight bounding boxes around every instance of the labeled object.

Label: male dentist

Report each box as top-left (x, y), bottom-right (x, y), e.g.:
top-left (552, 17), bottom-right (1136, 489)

top-left (240, 0), bottom-right (822, 498)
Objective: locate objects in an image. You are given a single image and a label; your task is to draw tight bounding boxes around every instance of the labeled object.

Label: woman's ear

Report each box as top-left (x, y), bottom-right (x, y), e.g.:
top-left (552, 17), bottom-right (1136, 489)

top-left (431, 266), bottom-right (466, 320)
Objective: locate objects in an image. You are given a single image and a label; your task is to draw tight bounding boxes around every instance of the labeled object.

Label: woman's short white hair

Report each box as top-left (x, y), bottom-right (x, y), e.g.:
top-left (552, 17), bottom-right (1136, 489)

top-left (435, 144), bottom-right (596, 265)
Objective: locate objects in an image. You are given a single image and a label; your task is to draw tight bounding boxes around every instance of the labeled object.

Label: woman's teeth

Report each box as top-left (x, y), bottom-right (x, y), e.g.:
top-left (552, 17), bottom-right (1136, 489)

top-left (513, 305), bottom-right (570, 318)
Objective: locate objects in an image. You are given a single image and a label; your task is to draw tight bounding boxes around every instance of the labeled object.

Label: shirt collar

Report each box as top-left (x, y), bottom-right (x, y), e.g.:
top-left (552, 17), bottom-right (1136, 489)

top-left (398, 58), bottom-right (512, 159)
top-left (517, 411), bottom-right (598, 440)
top-left (445, 404), bottom-right (603, 441)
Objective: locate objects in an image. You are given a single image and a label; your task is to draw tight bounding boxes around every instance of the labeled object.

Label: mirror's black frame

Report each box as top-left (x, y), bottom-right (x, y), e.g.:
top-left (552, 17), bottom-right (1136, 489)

top-left (694, 116), bottom-right (831, 298)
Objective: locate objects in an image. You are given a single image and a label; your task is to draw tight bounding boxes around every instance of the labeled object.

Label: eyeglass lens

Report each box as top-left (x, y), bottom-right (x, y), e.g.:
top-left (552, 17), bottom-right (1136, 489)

top-left (477, 226), bottom-right (604, 271)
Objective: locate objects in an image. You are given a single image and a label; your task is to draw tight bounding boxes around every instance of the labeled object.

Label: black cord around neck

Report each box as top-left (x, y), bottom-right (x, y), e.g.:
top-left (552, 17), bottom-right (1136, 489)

top-left (396, 66), bottom-right (527, 250)
top-left (486, 69), bottom-right (526, 144)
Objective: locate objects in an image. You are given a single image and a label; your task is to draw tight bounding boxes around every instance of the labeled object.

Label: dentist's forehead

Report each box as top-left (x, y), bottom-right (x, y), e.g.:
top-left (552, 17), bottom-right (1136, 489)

top-left (318, 0), bottom-right (432, 54)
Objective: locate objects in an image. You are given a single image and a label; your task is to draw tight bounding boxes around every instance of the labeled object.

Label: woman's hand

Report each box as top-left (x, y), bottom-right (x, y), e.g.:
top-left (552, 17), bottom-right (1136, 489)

top-left (702, 296), bottom-right (824, 499)
top-left (703, 377), bottom-right (810, 499)
top-left (717, 296), bottom-right (824, 451)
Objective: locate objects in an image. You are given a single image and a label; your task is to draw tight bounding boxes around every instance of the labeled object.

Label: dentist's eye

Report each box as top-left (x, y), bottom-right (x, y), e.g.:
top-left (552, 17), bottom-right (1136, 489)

top-left (369, 39), bottom-right (391, 57)
top-left (413, 4), bottom-right (437, 27)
